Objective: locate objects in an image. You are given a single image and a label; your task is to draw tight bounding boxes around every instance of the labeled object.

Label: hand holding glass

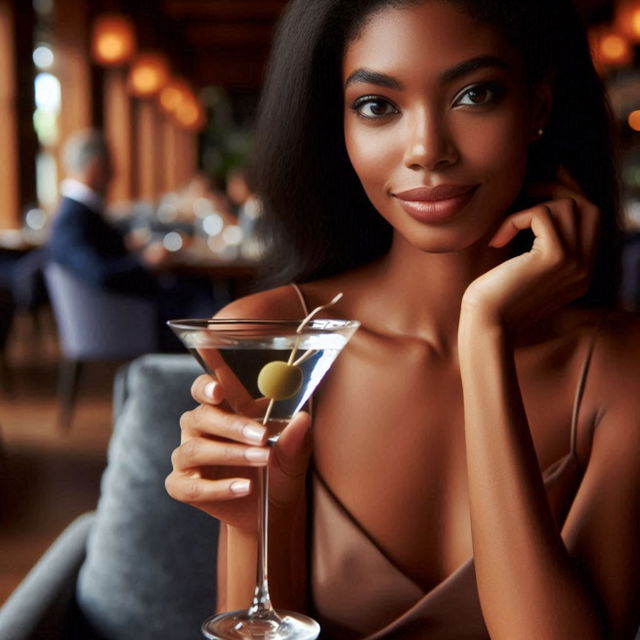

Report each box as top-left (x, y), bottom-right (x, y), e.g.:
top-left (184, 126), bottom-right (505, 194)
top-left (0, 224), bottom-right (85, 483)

top-left (169, 316), bottom-right (359, 639)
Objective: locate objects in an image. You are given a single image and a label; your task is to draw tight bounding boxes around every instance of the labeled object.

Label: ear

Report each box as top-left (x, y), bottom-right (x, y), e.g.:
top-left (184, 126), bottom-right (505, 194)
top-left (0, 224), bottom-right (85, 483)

top-left (529, 76), bottom-right (553, 141)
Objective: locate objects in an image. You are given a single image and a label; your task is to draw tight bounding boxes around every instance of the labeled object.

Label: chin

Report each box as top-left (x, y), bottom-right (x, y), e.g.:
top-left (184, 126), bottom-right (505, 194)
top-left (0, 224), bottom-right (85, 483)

top-left (397, 224), bottom-right (493, 255)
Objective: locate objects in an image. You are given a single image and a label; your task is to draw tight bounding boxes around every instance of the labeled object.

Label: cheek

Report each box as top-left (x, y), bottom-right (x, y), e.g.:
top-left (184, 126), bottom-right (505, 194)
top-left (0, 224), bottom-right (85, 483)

top-left (464, 116), bottom-right (531, 204)
top-left (344, 121), bottom-right (397, 195)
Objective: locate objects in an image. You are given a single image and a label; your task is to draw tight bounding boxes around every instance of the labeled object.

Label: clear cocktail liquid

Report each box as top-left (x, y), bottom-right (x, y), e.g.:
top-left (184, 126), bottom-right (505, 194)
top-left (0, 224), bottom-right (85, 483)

top-left (189, 334), bottom-right (347, 438)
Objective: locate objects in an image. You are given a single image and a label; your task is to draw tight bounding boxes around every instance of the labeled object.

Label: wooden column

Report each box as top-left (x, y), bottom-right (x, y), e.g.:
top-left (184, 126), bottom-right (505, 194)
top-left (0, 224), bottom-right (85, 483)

top-left (162, 115), bottom-right (179, 192)
top-left (174, 127), bottom-right (198, 190)
top-left (134, 99), bottom-right (164, 202)
top-left (175, 127), bottom-right (186, 189)
top-left (0, 0), bottom-right (36, 228)
top-left (104, 68), bottom-right (133, 204)
top-left (15, 2), bottom-right (37, 214)
top-left (55, 0), bottom-right (92, 140)
top-left (0, 1), bottom-right (20, 229)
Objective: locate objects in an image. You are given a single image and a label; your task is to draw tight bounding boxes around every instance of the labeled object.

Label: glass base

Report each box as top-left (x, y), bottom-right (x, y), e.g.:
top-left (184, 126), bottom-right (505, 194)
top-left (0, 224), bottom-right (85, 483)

top-left (202, 609), bottom-right (320, 640)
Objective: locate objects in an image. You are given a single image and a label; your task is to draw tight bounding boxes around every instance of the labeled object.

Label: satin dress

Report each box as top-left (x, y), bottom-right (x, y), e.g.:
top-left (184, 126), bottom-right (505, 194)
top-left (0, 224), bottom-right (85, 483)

top-left (290, 284), bottom-right (599, 639)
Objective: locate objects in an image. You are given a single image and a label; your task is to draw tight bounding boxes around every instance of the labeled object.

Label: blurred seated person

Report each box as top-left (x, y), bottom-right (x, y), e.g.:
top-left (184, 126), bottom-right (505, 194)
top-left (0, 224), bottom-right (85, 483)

top-left (177, 171), bottom-right (237, 227)
top-left (48, 129), bottom-right (166, 295)
top-left (48, 130), bottom-right (220, 348)
top-left (225, 167), bottom-right (264, 259)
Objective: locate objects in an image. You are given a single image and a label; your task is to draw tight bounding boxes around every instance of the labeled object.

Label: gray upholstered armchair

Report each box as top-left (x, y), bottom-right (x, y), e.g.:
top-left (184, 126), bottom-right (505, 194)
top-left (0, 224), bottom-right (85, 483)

top-left (0, 354), bottom-right (220, 640)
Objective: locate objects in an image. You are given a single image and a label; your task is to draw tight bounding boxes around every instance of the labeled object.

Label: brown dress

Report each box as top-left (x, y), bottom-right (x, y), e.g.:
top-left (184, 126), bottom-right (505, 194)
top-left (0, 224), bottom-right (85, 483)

top-left (290, 284), bottom-right (599, 640)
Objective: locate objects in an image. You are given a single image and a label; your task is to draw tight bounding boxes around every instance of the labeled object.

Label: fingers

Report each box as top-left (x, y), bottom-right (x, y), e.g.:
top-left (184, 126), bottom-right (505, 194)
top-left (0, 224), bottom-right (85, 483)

top-left (273, 412), bottom-right (313, 478)
top-left (165, 473), bottom-right (252, 504)
top-left (171, 436), bottom-right (270, 471)
top-left (191, 374), bottom-right (225, 405)
top-left (180, 403), bottom-right (268, 445)
top-left (521, 166), bottom-right (599, 254)
top-left (489, 205), bottom-right (559, 251)
top-left (175, 412), bottom-right (313, 475)
top-left (183, 374), bottom-right (267, 446)
top-left (489, 196), bottom-right (596, 307)
top-left (490, 201), bottom-right (575, 261)
top-left (490, 195), bottom-right (598, 267)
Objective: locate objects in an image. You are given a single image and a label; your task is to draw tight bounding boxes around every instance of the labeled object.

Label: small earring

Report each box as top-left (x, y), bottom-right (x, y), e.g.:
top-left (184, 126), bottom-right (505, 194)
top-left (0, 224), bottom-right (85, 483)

top-left (536, 128), bottom-right (544, 138)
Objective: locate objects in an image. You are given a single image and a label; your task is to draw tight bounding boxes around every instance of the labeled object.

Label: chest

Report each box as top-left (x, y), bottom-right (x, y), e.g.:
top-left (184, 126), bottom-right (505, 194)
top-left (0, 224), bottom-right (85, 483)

top-left (311, 331), bottom-right (578, 588)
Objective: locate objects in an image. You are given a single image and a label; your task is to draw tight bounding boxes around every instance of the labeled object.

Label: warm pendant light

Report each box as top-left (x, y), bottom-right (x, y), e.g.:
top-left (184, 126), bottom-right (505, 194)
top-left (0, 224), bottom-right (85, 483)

top-left (175, 94), bottom-right (205, 131)
top-left (158, 77), bottom-right (191, 114)
top-left (589, 25), bottom-right (633, 70)
top-left (127, 52), bottom-right (170, 98)
top-left (158, 77), bottom-right (205, 130)
top-left (615, 0), bottom-right (640, 43)
top-left (91, 14), bottom-right (136, 67)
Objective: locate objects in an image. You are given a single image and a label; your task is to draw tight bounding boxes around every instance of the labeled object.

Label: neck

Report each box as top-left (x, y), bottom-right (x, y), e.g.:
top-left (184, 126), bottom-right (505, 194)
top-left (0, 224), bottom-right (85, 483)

top-left (363, 232), bottom-right (507, 355)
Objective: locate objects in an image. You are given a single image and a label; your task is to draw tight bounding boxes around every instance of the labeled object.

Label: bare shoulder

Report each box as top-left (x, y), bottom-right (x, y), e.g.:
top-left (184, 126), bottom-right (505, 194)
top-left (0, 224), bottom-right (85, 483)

top-left (590, 309), bottom-right (640, 380)
top-left (215, 284), bottom-right (306, 320)
top-left (580, 309), bottom-right (640, 449)
top-left (540, 307), bottom-right (640, 432)
top-left (551, 307), bottom-right (640, 370)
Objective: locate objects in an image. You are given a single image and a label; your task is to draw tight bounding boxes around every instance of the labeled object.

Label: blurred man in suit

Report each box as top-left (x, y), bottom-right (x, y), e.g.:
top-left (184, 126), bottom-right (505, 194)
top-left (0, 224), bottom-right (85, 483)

top-left (48, 129), bottom-right (165, 295)
top-left (48, 130), bottom-right (218, 350)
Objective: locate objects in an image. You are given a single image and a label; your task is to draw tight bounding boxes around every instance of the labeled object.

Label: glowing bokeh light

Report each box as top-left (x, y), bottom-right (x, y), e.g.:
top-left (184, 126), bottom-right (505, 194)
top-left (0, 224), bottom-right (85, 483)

top-left (33, 45), bottom-right (54, 69)
top-left (163, 231), bottom-right (183, 252)
top-left (128, 52), bottom-right (170, 97)
top-left (628, 110), bottom-right (640, 131)
top-left (91, 14), bottom-right (136, 66)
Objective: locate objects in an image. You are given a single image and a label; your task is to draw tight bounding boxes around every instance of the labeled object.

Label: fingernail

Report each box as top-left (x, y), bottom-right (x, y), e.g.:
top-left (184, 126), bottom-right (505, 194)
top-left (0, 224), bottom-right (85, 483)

top-left (242, 424), bottom-right (265, 444)
top-left (204, 382), bottom-right (217, 400)
top-left (230, 479), bottom-right (251, 495)
top-left (245, 447), bottom-right (269, 463)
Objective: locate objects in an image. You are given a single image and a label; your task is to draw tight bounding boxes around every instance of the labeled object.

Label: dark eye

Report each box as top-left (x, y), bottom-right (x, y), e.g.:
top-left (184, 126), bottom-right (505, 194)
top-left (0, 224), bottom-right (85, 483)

top-left (352, 96), bottom-right (398, 119)
top-left (454, 83), bottom-right (504, 107)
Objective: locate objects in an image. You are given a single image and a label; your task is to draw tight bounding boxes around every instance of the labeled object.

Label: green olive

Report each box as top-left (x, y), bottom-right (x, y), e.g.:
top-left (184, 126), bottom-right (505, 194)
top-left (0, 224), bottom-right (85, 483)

top-left (257, 360), bottom-right (303, 400)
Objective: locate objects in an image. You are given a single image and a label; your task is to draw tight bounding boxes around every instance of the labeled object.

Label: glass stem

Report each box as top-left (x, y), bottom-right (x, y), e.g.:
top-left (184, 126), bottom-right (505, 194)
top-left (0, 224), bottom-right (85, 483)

top-left (248, 463), bottom-right (278, 619)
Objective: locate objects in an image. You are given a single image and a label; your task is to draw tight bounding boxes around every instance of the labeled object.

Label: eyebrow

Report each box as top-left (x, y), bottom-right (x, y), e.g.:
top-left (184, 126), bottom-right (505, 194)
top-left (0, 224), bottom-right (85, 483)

top-left (344, 69), bottom-right (402, 90)
top-left (439, 55), bottom-right (510, 84)
top-left (344, 55), bottom-right (510, 90)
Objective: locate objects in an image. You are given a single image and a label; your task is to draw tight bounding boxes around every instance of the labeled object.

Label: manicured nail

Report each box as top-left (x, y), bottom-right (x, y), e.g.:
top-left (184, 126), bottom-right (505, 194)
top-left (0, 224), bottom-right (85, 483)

top-left (204, 382), bottom-right (217, 400)
top-left (230, 480), bottom-right (251, 495)
top-left (242, 424), bottom-right (265, 444)
top-left (244, 447), bottom-right (269, 463)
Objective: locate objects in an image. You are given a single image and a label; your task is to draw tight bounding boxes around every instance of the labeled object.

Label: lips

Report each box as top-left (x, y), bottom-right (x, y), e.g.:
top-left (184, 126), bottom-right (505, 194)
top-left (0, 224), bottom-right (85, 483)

top-left (392, 184), bottom-right (479, 223)
top-left (394, 184), bottom-right (478, 202)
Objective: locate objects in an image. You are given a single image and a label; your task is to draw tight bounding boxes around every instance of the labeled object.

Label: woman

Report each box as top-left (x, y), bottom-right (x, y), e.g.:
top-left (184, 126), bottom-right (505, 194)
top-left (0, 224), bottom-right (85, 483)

top-left (166, 0), bottom-right (640, 637)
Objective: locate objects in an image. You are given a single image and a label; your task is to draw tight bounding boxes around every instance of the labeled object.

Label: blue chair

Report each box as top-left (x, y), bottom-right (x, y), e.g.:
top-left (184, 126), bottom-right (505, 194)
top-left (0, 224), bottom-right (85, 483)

top-left (0, 354), bottom-right (218, 640)
top-left (44, 262), bottom-right (159, 429)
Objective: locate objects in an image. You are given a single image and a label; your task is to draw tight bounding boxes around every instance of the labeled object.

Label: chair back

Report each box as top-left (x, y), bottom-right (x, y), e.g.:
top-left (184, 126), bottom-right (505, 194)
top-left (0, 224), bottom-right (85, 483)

top-left (44, 262), bottom-right (158, 360)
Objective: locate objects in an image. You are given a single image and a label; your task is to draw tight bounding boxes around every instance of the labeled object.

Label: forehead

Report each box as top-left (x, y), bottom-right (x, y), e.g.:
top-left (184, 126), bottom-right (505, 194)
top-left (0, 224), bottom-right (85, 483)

top-left (343, 2), bottom-right (523, 81)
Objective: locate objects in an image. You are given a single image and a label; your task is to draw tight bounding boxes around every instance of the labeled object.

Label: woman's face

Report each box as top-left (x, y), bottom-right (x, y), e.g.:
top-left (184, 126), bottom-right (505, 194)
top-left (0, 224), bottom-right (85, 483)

top-left (342, 1), bottom-right (547, 253)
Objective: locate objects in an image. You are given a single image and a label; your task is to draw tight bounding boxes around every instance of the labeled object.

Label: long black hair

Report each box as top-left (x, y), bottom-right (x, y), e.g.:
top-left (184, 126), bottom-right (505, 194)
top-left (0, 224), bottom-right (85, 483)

top-left (251, 0), bottom-right (621, 307)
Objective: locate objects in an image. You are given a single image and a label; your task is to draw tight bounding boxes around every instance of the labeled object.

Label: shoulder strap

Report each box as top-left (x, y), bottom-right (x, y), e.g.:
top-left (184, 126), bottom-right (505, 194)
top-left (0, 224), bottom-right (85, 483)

top-left (569, 313), bottom-right (608, 467)
top-left (290, 282), bottom-right (310, 316)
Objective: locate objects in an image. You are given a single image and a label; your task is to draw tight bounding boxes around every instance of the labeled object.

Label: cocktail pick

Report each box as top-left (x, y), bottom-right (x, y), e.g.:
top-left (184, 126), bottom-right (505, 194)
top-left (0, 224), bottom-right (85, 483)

top-left (258, 293), bottom-right (343, 424)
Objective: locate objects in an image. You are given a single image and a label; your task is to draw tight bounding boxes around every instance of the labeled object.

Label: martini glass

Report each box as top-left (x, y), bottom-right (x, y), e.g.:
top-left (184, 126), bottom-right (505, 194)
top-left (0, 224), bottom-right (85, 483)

top-left (168, 317), bottom-right (359, 640)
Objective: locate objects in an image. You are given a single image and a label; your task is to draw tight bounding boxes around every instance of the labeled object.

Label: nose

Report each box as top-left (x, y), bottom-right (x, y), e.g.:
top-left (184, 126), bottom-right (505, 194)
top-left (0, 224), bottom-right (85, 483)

top-left (402, 109), bottom-right (458, 171)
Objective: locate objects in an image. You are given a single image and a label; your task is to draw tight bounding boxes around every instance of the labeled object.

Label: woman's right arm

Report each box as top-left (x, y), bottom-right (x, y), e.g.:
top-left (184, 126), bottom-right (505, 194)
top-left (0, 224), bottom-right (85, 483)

top-left (165, 374), bottom-right (313, 612)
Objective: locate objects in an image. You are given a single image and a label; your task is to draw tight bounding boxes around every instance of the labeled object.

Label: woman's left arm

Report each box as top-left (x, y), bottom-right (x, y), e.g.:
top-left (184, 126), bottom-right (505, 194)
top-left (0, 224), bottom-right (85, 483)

top-left (458, 177), bottom-right (640, 638)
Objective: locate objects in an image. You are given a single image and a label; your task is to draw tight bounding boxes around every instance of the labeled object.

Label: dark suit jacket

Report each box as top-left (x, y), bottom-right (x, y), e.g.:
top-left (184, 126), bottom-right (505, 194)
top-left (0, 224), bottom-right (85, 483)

top-left (47, 197), bottom-right (157, 296)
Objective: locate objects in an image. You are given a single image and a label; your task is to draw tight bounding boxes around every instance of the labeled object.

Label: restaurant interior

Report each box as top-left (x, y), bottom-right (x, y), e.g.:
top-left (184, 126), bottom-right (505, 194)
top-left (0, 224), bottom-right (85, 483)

top-left (0, 0), bottom-right (286, 612)
top-left (1, 0), bottom-right (640, 634)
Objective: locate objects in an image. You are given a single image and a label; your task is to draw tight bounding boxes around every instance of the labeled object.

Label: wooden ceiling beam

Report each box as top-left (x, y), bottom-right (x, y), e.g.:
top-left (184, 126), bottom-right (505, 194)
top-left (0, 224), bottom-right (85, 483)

top-left (163, 0), bottom-right (286, 21)
top-left (193, 55), bottom-right (268, 88)
top-left (184, 22), bottom-right (275, 47)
